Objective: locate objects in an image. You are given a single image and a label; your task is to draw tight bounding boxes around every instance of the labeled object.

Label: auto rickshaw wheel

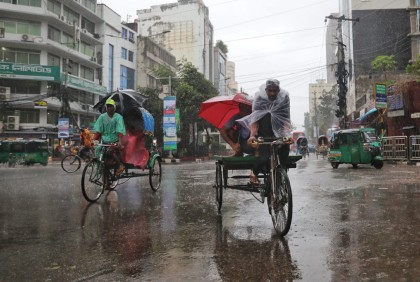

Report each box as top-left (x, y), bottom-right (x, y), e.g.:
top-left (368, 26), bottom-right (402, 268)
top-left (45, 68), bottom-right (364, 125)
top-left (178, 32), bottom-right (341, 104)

top-left (352, 164), bottom-right (358, 168)
top-left (331, 162), bottom-right (339, 169)
top-left (373, 160), bottom-right (383, 169)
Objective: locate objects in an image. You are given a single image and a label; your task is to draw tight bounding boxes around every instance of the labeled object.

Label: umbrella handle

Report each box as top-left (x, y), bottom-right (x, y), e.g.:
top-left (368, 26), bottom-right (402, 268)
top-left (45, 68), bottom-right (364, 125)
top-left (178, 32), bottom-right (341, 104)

top-left (118, 90), bottom-right (124, 113)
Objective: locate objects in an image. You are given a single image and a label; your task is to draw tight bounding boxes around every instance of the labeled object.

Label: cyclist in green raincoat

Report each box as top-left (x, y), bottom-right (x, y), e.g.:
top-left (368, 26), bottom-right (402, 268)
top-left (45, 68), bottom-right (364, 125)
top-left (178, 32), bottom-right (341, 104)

top-left (93, 98), bottom-right (126, 175)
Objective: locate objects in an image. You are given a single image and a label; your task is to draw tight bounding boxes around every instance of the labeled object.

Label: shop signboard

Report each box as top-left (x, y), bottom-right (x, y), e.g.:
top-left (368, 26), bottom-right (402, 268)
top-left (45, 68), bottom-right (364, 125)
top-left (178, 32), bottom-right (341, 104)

top-left (163, 96), bottom-right (177, 151)
top-left (58, 118), bottom-right (70, 138)
top-left (374, 83), bottom-right (387, 109)
top-left (62, 74), bottom-right (107, 95)
top-left (0, 63), bottom-right (60, 81)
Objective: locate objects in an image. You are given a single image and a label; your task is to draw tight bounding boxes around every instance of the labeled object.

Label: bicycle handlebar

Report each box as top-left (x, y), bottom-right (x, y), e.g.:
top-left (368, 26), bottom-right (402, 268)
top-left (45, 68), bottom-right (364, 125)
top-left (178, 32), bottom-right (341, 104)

top-left (252, 137), bottom-right (293, 146)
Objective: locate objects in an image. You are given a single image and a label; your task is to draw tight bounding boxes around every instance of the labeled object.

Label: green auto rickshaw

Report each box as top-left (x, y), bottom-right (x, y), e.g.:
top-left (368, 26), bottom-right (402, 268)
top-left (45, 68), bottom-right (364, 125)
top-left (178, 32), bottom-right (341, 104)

top-left (328, 128), bottom-right (383, 169)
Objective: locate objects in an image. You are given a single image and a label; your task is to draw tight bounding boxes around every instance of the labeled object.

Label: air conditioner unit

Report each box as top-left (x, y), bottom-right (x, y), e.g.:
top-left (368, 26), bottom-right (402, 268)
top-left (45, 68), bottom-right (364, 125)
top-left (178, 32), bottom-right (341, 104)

top-left (21, 34), bottom-right (34, 42)
top-left (81, 104), bottom-right (89, 111)
top-left (82, 28), bottom-right (88, 34)
top-left (7, 123), bottom-right (19, 131)
top-left (7, 116), bottom-right (20, 124)
top-left (90, 57), bottom-right (97, 63)
top-left (60, 15), bottom-right (67, 22)
top-left (67, 20), bottom-right (74, 26)
top-left (0, 86), bottom-right (11, 101)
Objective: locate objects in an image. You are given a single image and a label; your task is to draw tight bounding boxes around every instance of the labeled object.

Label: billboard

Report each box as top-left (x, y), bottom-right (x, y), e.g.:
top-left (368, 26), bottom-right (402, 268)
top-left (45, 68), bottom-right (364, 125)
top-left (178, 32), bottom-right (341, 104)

top-left (163, 96), bottom-right (177, 151)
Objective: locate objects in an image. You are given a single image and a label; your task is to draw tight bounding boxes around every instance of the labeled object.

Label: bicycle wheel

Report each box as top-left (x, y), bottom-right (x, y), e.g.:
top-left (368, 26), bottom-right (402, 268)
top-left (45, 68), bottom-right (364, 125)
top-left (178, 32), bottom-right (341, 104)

top-left (215, 162), bottom-right (223, 214)
top-left (149, 158), bottom-right (162, 191)
top-left (61, 154), bottom-right (81, 173)
top-left (268, 167), bottom-right (292, 236)
top-left (81, 160), bottom-right (104, 202)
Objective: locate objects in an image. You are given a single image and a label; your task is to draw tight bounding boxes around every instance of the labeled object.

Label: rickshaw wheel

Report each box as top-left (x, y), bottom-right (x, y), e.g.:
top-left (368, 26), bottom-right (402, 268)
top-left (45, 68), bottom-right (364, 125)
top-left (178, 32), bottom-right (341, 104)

top-left (373, 160), bottom-right (383, 169)
top-left (81, 160), bottom-right (104, 203)
top-left (215, 162), bottom-right (223, 214)
top-left (331, 162), bottom-right (339, 169)
top-left (149, 158), bottom-right (162, 191)
top-left (268, 167), bottom-right (292, 237)
top-left (352, 164), bottom-right (358, 168)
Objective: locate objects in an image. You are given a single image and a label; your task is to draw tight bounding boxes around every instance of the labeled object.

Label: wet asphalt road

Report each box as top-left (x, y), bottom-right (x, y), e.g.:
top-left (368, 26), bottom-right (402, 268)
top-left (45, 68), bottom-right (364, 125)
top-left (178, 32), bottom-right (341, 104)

top-left (1, 156), bottom-right (420, 281)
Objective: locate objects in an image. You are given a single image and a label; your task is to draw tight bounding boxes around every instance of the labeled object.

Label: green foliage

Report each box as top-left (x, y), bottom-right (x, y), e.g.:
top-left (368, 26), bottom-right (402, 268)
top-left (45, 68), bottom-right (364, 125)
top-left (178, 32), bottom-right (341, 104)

top-left (216, 40), bottom-right (228, 54)
top-left (371, 55), bottom-right (396, 72)
top-left (176, 62), bottom-right (218, 153)
top-left (406, 54), bottom-right (420, 76)
top-left (317, 85), bottom-right (337, 135)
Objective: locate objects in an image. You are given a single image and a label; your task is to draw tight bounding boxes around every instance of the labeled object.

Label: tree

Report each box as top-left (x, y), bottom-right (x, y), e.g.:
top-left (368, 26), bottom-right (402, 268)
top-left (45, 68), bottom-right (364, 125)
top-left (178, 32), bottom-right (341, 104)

top-left (317, 85), bottom-right (338, 135)
top-left (216, 40), bottom-right (228, 54)
top-left (406, 54), bottom-right (420, 76)
top-left (176, 62), bottom-right (218, 155)
top-left (371, 55), bottom-right (397, 80)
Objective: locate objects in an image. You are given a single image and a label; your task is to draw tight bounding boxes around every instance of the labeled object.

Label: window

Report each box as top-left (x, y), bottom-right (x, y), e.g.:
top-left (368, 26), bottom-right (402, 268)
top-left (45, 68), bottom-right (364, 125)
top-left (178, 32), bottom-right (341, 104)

top-left (120, 65), bottom-right (135, 89)
top-left (0, 79), bottom-right (40, 94)
top-left (81, 17), bottom-right (95, 34)
top-left (80, 41), bottom-right (94, 57)
top-left (47, 53), bottom-right (60, 67)
top-left (63, 6), bottom-right (79, 26)
top-left (47, 0), bottom-right (61, 16)
top-left (80, 65), bottom-right (94, 81)
top-left (108, 44), bottom-right (114, 92)
top-left (0, 47), bottom-right (40, 64)
top-left (121, 28), bottom-right (127, 40)
top-left (82, 0), bottom-right (96, 13)
top-left (0, 20), bottom-right (41, 36)
top-left (121, 48), bottom-right (127, 60)
top-left (62, 33), bottom-right (77, 50)
top-left (129, 31), bottom-right (134, 42)
top-left (16, 0), bottom-right (41, 7)
top-left (20, 109), bottom-right (40, 123)
top-left (63, 59), bottom-right (79, 76)
top-left (48, 25), bottom-right (60, 43)
top-left (128, 50), bottom-right (134, 62)
top-left (47, 110), bottom-right (59, 125)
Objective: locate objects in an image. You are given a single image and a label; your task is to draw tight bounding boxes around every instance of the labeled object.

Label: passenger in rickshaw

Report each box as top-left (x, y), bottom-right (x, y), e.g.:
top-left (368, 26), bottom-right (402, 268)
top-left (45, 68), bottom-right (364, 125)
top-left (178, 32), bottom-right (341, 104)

top-left (93, 98), bottom-right (126, 176)
top-left (244, 79), bottom-right (291, 185)
top-left (219, 103), bottom-right (254, 157)
top-left (296, 136), bottom-right (308, 155)
top-left (79, 128), bottom-right (93, 161)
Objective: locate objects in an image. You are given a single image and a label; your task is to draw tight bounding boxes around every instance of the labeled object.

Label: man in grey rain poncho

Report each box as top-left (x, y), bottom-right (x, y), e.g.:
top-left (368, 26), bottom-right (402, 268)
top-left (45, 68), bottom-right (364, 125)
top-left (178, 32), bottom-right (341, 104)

top-left (237, 79), bottom-right (291, 184)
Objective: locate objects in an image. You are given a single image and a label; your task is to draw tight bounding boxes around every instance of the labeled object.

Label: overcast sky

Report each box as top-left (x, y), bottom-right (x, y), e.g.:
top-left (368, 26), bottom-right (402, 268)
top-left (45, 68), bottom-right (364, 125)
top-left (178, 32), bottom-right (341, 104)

top-left (100, 0), bottom-right (339, 130)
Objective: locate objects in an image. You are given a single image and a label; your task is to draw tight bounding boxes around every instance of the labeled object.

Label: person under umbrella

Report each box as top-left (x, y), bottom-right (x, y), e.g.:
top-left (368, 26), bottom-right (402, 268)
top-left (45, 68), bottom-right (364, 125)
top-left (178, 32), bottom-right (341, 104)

top-left (219, 103), bottom-right (254, 157)
top-left (93, 98), bottom-right (126, 178)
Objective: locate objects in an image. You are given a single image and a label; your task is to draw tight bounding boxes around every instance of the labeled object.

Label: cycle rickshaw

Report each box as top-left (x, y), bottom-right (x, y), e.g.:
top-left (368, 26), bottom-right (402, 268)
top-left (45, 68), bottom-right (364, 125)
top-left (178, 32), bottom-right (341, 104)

top-left (214, 137), bottom-right (301, 236)
top-left (296, 136), bottom-right (309, 158)
top-left (81, 90), bottom-right (162, 203)
top-left (316, 135), bottom-right (329, 159)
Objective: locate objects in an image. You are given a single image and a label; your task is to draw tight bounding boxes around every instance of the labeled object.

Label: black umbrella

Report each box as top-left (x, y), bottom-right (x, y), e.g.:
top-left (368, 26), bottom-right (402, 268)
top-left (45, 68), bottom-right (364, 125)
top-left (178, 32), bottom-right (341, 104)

top-left (93, 89), bottom-right (149, 132)
top-left (93, 89), bottom-right (147, 114)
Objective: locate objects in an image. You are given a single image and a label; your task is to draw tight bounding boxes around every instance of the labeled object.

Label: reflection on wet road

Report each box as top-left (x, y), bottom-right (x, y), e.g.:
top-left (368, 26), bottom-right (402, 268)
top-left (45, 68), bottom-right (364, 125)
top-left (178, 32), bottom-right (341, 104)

top-left (1, 157), bottom-right (420, 281)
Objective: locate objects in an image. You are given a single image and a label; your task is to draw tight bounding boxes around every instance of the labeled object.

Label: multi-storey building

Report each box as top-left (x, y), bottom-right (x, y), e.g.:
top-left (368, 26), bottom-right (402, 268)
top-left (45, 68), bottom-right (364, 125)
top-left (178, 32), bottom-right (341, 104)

top-left (0, 2), bottom-right (140, 152)
top-left (136, 34), bottom-right (177, 90)
top-left (0, 0), bottom-right (105, 142)
top-left (213, 45), bottom-right (228, 95)
top-left (308, 79), bottom-right (336, 137)
top-left (98, 5), bottom-right (138, 93)
top-left (226, 61), bottom-right (238, 94)
top-left (135, 0), bottom-right (214, 82)
top-left (333, 0), bottom-right (411, 123)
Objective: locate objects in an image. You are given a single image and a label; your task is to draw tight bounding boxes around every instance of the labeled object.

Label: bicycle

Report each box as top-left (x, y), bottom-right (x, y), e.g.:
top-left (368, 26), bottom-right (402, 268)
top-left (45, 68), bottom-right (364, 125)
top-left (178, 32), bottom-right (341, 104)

top-left (214, 137), bottom-right (299, 236)
top-left (61, 146), bottom-right (94, 173)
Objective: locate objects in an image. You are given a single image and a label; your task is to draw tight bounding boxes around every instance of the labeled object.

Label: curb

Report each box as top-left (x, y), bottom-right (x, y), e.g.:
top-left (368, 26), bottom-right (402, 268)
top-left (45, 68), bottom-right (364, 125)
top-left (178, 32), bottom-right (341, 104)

top-left (163, 158), bottom-right (181, 164)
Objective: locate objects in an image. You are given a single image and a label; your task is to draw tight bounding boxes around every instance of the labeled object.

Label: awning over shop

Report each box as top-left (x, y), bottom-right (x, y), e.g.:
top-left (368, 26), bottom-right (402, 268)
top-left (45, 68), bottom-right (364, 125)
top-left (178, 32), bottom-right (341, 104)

top-left (356, 108), bottom-right (378, 122)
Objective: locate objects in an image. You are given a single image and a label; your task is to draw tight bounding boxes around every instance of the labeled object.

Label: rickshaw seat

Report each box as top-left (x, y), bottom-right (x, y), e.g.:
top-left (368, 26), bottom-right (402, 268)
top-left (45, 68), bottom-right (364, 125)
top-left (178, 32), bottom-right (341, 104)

top-left (214, 154), bottom-right (302, 170)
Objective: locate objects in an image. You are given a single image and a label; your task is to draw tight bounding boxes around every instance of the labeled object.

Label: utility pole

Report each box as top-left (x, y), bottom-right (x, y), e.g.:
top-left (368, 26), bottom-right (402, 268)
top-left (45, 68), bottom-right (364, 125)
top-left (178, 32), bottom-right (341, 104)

top-left (325, 15), bottom-right (359, 129)
top-left (313, 93), bottom-right (318, 141)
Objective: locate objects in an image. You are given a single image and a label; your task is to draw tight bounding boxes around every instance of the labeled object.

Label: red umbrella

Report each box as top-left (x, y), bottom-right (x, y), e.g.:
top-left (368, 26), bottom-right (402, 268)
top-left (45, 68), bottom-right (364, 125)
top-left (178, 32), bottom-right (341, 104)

top-left (198, 93), bottom-right (252, 129)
